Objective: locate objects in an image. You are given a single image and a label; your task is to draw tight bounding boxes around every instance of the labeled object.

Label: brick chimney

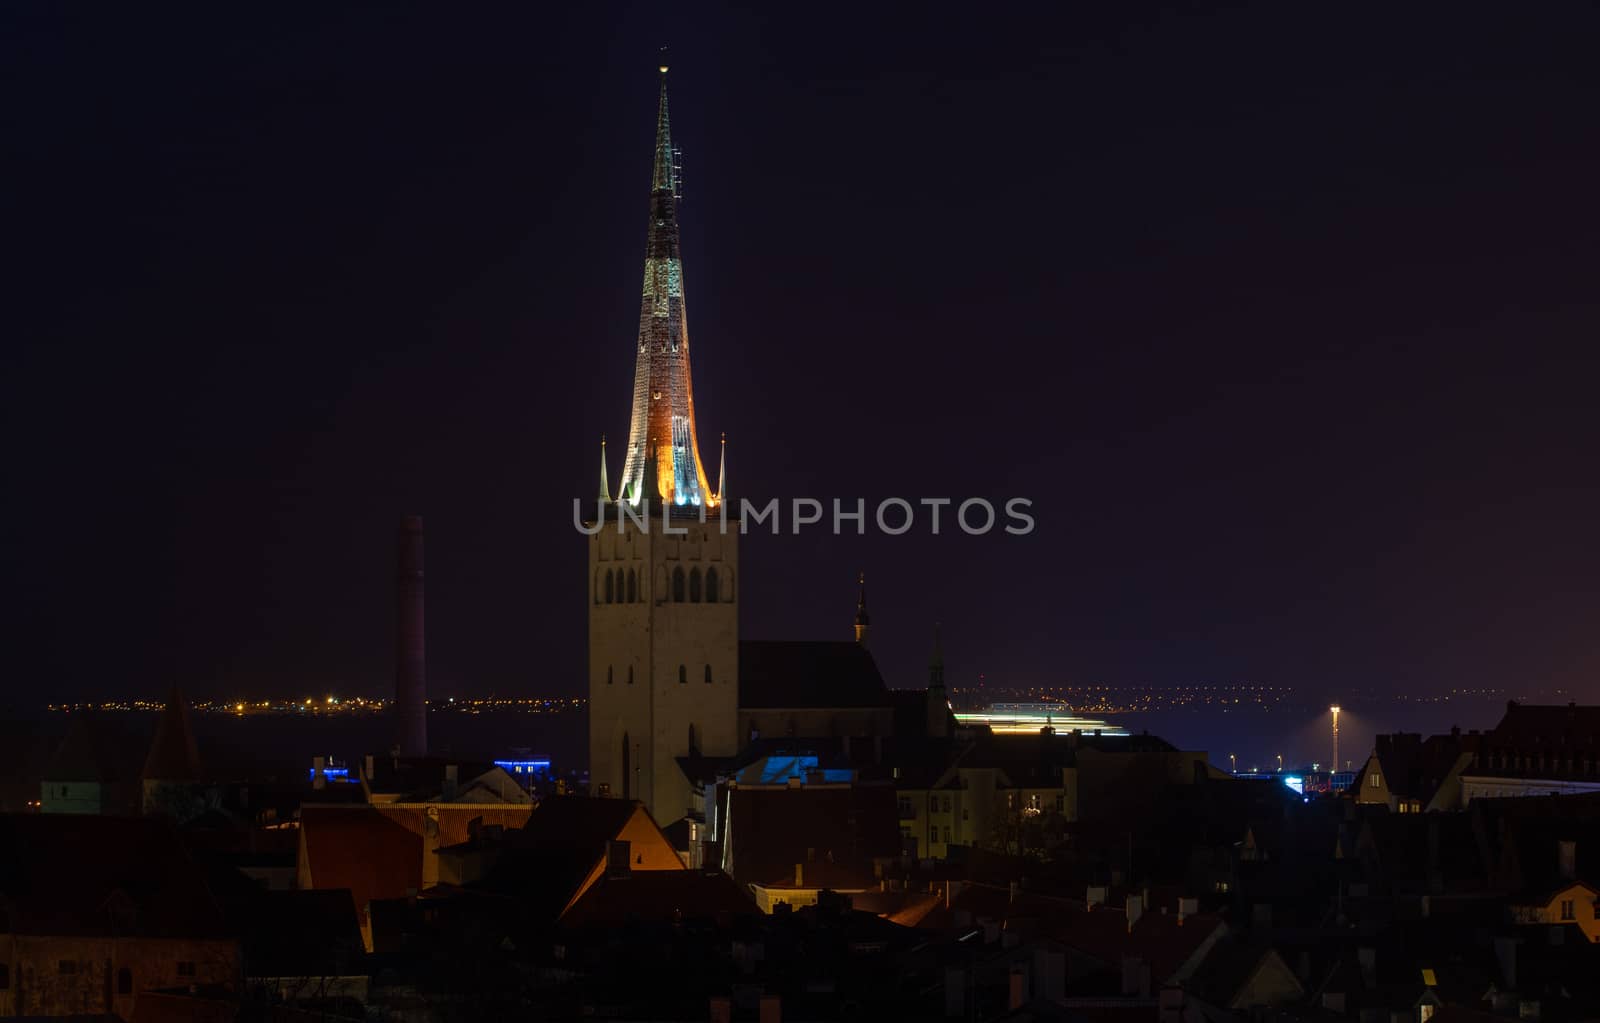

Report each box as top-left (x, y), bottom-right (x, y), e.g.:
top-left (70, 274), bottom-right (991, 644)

top-left (606, 839), bottom-right (632, 879)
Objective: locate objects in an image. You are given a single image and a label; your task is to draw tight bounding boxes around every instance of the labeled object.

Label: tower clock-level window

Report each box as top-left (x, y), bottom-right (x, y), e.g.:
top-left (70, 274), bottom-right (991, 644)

top-left (679, 664), bottom-right (688, 684)
top-left (118, 967), bottom-right (132, 995)
top-left (706, 567), bottom-right (719, 602)
top-left (627, 665), bottom-right (634, 684)
top-left (689, 567), bottom-right (702, 602)
top-left (604, 571), bottom-right (614, 604)
top-left (672, 566), bottom-right (686, 602)
top-left (704, 664), bottom-right (713, 684)
top-left (627, 568), bottom-right (637, 602)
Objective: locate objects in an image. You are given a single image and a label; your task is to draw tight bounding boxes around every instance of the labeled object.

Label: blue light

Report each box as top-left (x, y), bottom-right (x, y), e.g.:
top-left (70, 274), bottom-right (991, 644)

top-left (309, 767), bottom-right (350, 780)
top-left (1282, 775), bottom-right (1304, 795)
top-left (495, 759), bottom-right (551, 772)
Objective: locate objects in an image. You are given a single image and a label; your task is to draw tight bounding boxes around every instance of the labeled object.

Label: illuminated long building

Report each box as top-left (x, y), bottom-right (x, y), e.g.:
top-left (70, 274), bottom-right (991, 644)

top-left (954, 703), bottom-right (1127, 736)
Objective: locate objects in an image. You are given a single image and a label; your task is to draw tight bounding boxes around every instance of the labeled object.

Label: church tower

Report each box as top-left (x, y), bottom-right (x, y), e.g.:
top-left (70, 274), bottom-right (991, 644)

top-left (588, 64), bottom-right (738, 828)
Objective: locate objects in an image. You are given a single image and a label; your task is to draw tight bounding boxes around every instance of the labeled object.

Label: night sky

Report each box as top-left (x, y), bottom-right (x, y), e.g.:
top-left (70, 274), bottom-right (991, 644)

top-left (5, 3), bottom-right (1599, 705)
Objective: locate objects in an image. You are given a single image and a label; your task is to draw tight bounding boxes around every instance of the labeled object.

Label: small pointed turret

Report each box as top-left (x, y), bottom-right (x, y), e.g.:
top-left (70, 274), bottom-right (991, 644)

top-left (598, 435), bottom-right (611, 502)
top-left (853, 572), bottom-right (870, 645)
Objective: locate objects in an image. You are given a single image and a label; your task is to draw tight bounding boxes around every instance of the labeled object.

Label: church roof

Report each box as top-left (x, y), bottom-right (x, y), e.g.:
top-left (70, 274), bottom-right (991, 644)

top-left (738, 640), bottom-right (891, 710)
top-left (142, 686), bottom-right (203, 782)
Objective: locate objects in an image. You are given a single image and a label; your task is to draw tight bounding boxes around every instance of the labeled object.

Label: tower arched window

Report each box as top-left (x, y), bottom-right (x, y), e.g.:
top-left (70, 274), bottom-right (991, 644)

top-left (689, 567), bottom-right (702, 603)
top-left (704, 664), bottom-right (713, 684)
top-left (604, 571), bottom-right (614, 604)
top-left (118, 967), bottom-right (132, 995)
top-left (706, 567), bottom-right (720, 603)
top-left (688, 724), bottom-right (698, 754)
top-left (678, 664), bottom-right (687, 685)
top-left (672, 566), bottom-right (685, 602)
top-left (606, 666), bottom-right (613, 685)
top-left (626, 665), bottom-right (634, 685)
top-left (627, 568), bottom-right (637, 603)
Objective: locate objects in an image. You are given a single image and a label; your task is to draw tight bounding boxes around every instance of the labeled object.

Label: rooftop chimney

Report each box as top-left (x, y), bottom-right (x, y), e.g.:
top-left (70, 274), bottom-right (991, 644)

top-left (606, 839), bottom-right (632, 879)
top-left (396, 515), bottom-right (427, 758)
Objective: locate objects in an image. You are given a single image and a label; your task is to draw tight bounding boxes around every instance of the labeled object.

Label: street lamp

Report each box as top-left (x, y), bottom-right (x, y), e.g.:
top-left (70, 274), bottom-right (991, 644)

top-left (1276, 753), bottom-right (1283, 773)
top-left (1229, 753), bottom-right (1237, 774)
top-left (1329, 705), bottom-right (1341, 772)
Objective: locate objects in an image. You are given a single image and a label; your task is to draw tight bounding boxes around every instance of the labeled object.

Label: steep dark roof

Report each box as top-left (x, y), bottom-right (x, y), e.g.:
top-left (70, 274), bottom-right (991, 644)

top-left (476, 796), bottom-right (660, 923)
top-left (559, 870), bottom-right (756, 928)
top-left (738, 640), bottom-right (891, 710)
top-left (46, 711), bottom-right (118, 782)
top-left (0, 814), bottom-right (228, 937)
top-left (1369, 731), bottom-right (1476, 803)
top-left (143, 686), bottom-right (203, 782)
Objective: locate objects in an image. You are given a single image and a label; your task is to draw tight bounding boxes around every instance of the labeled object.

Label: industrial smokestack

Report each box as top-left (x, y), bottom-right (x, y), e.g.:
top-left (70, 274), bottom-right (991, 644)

top-left (396, 515), bottom-right (427, 757)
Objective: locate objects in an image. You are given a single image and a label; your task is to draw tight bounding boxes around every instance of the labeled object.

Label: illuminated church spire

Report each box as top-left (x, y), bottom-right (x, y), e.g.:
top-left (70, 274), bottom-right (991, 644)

top-left (598, 435), bottom-right (611, 502)
top-left (619, 63), bottom-right (715, 507)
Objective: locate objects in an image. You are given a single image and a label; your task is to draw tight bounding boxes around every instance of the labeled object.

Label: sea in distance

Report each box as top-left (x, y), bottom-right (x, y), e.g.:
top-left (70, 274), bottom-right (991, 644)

top-left (1, 689), bottom-right (1527, 809)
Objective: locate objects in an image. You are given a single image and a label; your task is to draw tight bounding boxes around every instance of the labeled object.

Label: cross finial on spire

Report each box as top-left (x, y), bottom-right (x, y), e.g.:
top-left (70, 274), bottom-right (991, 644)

top-left (658, 45), bottom-right (669, 75)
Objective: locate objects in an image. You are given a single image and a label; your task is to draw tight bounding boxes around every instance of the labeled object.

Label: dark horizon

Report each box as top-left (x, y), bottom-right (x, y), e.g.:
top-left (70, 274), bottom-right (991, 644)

top-left (6, 3), bottom-right (1600, 704)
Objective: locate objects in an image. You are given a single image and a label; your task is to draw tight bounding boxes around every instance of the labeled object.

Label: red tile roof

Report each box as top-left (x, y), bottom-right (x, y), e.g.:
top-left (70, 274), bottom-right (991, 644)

top-left (299, 807), bottom-right (422, 914)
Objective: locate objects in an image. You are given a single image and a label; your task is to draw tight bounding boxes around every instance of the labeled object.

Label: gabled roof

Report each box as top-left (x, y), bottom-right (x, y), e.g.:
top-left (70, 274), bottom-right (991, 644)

top-left (559, 869), bottom-right (756, 929)
top-left (299, 807), bottom-right (422, 912)
top-left (1368, 731), bottom-right (1477, 804)
top-left (143, 686), bottom-right (203, 782)
top-left (738, 640), bottom-right (891, 709)
top-left (475, 797), bottom-right (684, 924)
top-left (0, 813), bottom-right (227, 937)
